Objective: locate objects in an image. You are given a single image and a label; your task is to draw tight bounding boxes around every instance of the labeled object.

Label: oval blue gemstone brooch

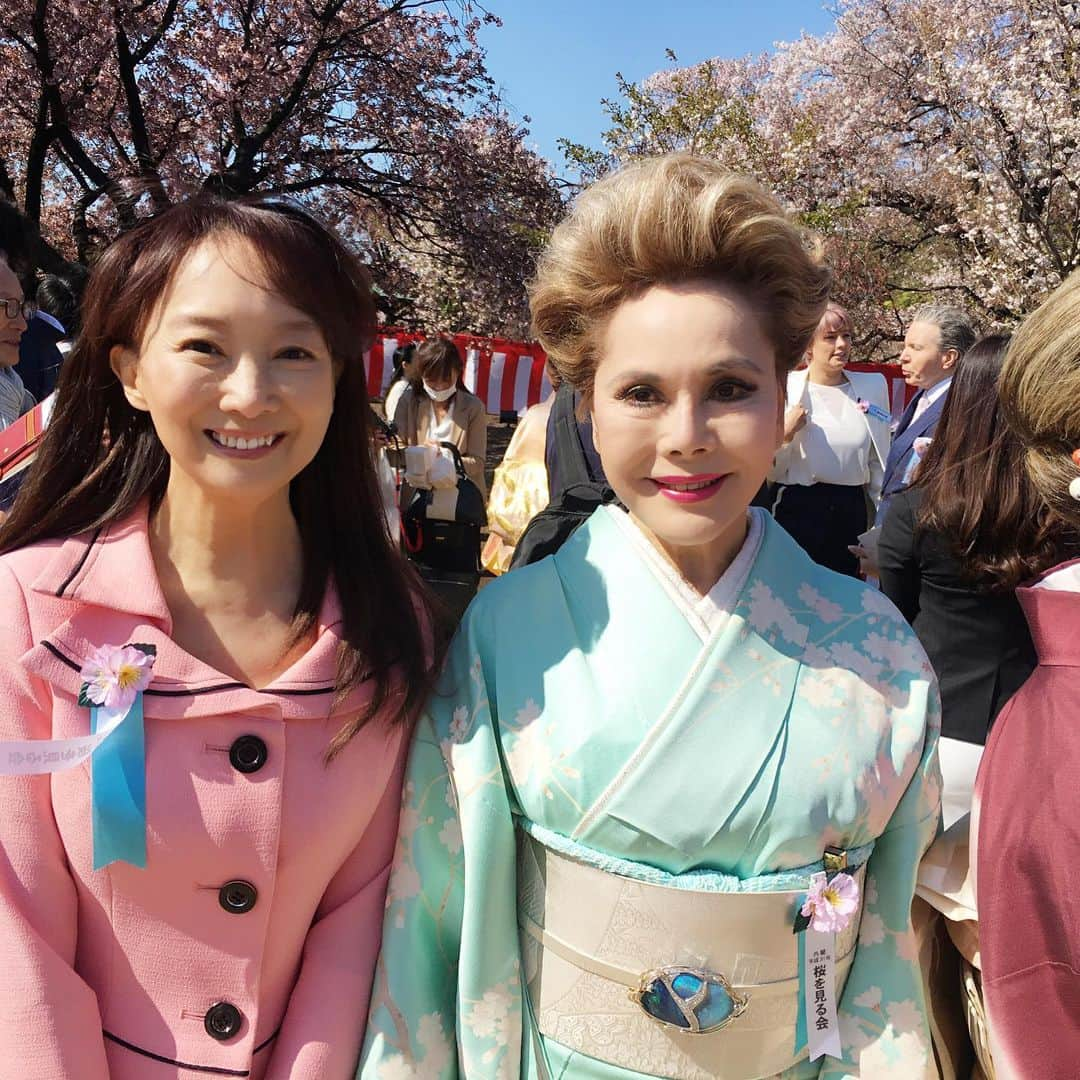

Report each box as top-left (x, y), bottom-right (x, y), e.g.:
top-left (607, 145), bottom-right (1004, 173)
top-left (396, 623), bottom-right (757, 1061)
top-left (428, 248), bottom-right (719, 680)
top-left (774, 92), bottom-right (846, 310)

top-left (629, 966), bottom-right (749, 1033)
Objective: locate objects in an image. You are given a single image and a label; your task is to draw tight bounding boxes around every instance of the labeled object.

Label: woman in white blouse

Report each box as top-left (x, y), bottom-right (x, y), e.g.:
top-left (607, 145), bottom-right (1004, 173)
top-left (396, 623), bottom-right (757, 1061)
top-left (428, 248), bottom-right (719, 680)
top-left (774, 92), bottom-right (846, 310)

top-left (769, 302), bottom-right (890, 576)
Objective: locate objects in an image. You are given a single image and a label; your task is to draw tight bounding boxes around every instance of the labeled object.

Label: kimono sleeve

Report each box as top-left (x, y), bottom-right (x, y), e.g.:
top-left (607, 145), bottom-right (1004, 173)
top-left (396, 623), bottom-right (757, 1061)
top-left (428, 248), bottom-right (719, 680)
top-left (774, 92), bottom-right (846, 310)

top-left (819, 687), bottom-right (943, 1079)
top-left (359, 597), bottom-right (524, 1080)
top-left (0, 561), bottom-right (110, 1078)
top-left (357, 713), bottom-right (465, 1079)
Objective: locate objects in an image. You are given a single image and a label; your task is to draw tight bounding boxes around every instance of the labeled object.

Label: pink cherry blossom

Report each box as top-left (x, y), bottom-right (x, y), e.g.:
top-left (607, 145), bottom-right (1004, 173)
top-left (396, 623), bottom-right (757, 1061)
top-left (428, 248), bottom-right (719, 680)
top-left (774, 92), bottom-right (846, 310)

top-left (79, 645), bottom-right (155, 711)
top-left (0, 1), bottom-right (562, 339)
top-left (801, 871), bottom-right (860, 933)
top-left (563, 0), bottom-right (1080, 356)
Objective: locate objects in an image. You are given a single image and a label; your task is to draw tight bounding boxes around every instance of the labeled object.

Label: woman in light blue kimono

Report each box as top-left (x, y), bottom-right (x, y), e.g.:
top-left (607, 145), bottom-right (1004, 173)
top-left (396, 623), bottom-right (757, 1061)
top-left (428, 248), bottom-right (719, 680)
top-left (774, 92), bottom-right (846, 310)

top-left (359, 155), bottom-right (942, 1080)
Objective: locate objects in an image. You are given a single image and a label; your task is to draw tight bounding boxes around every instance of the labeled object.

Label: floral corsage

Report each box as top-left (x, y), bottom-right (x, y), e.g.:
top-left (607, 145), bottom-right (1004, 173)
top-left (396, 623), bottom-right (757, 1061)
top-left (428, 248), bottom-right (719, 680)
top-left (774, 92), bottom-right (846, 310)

top-left (794, 870), bottom-right (860, 933)
top-left (79, 643), bottom-right (156, 710)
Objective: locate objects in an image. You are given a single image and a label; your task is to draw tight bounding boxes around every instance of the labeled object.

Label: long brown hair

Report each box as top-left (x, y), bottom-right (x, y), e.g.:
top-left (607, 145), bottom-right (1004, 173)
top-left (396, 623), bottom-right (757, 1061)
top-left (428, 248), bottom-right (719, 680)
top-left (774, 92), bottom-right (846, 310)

top-left (0, 196), bottom-right (445, 753)
top-left (916, 334), bottom-right (1069, 588)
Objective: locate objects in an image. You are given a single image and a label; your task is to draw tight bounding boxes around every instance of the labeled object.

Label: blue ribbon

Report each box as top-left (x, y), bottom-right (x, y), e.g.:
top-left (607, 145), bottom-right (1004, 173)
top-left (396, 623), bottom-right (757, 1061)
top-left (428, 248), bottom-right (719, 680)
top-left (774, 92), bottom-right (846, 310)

top-left (90, 695), bottom-right (147, 870)
top-left (794, 919), bottom-right (808, 1054)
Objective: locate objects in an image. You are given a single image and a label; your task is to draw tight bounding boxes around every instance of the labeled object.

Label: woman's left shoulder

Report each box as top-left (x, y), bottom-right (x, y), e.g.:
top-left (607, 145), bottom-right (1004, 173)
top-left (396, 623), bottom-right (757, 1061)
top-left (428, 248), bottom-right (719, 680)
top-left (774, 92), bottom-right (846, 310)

top-left (458, 387), bottom-right (485, 414)
top-left (848, 368), bottom-right (889, 398)
top-left (801, 560), bottom-right (933, 680)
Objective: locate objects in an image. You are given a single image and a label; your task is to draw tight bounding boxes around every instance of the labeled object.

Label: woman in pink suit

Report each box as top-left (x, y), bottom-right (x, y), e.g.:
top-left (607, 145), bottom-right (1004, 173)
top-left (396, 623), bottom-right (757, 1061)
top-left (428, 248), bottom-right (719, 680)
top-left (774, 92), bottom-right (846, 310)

top-left (0, 198), bottom-right (441, 1079)
top-left (974, 270), bottom-right (1080, 1079)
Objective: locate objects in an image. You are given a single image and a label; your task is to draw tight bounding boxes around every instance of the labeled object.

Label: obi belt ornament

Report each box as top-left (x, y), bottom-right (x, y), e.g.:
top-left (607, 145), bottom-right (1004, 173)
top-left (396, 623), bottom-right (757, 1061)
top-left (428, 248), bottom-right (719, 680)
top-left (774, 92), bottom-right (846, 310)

top-left (0, 642), bottom-right (155, 870)
top-left (630, 965), bottom-right (748, 1034)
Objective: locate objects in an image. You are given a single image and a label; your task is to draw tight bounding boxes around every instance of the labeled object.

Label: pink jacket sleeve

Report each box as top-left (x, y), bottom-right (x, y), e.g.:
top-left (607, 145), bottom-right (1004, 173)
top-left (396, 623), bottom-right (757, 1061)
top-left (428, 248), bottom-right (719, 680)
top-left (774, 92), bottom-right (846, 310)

top-left (0, 561), bottom-right (110, 1078)
top-left (262, 722), bottom-right (411, 1080)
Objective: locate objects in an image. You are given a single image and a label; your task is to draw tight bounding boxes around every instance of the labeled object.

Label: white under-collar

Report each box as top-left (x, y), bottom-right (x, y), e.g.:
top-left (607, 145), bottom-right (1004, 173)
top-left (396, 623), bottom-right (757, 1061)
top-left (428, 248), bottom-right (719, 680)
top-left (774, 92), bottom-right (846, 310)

top-left (603, 505), bottom-right (765, 643)
top-left (1032, 562), bottom-right (1080, 593)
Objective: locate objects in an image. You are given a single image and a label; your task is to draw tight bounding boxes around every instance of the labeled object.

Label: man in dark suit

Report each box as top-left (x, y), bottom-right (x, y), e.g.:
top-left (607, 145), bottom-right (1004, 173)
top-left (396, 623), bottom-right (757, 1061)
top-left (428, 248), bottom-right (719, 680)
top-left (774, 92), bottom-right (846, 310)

top-left (878, 304), bottom-right (977, 520)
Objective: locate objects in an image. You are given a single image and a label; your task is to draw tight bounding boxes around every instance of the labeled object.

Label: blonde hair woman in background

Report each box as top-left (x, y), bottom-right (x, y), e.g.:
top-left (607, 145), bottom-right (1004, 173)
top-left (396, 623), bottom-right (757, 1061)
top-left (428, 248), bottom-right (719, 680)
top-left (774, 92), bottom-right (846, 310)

top-left (360, 155), bottom-right (940, 1079)
top-left (481, 365), bottom-right (558, 575)
top-left (974, 270), bottom-right (1080, 1080)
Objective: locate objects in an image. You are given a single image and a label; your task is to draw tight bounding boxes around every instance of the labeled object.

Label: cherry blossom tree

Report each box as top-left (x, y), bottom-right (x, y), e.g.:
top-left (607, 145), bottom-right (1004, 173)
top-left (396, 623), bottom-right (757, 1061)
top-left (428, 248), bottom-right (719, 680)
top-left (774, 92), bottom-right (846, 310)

top-left (563, 0), bottom-right (1080, 355)
top-left (0, 0), bottom-right (562, 335)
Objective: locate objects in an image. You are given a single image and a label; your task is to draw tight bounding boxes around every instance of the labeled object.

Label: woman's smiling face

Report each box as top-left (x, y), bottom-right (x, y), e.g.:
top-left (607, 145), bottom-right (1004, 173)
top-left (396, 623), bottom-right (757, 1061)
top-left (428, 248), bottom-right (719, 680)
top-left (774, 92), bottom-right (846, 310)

top-left (590, 280), bottom-right (784, 579)
top-left (111, 234), bottom-right (337, 507)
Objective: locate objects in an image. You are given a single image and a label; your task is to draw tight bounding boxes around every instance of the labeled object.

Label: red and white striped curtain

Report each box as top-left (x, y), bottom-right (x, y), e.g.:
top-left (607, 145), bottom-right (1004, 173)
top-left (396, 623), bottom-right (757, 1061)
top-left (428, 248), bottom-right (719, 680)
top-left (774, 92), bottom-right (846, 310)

top-left (366, 330), bottom-right (915, 418)
top-left (366, 331), bottom-right (551, 415)
top-left (0, 337), bottom-right (917, 484)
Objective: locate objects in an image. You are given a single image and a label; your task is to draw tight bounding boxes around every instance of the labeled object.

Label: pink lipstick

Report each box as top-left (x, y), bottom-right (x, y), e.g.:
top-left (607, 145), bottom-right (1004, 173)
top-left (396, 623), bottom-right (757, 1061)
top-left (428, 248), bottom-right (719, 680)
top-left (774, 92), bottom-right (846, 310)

top-left (650, 473), bottom-right (727, 503)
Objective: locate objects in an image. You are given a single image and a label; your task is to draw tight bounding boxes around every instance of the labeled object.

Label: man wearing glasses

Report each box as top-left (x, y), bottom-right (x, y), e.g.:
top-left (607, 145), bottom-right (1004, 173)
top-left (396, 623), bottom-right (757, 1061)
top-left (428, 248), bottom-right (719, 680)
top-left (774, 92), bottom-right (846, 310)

top-left (0, 256), bottom-right (36, 430)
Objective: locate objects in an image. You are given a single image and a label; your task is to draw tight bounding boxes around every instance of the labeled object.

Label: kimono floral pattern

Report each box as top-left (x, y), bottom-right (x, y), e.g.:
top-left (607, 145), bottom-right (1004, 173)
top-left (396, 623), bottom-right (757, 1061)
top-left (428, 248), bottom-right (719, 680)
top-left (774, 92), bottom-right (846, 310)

top-left (360, 508), bottom-right (941, 1079)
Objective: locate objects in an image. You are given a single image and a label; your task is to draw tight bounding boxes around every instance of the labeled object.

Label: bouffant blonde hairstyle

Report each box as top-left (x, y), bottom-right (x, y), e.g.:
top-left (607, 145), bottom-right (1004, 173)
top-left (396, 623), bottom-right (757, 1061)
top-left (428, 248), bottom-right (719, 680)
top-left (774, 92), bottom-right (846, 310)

top-left (999, 270), bottom-right (1080, 530)
top-left (529, 154), bottom-right (831, 397)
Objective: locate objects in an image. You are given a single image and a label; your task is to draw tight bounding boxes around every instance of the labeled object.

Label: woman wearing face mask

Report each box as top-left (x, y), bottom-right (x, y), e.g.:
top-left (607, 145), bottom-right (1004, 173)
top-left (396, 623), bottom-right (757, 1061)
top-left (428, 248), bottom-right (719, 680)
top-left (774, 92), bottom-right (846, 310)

top-left (769, 304), bottom-right (891, 577)
top-left (360, 156), bottom-right (941, 1080)
top-left (392, 337), bottom-right (487, 499)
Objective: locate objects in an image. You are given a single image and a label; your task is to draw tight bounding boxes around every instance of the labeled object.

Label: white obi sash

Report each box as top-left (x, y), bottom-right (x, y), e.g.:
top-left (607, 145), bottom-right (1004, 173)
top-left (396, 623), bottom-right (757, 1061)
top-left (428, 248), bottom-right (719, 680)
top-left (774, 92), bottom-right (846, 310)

top-left (516, 826), bottom-right (869, 1080)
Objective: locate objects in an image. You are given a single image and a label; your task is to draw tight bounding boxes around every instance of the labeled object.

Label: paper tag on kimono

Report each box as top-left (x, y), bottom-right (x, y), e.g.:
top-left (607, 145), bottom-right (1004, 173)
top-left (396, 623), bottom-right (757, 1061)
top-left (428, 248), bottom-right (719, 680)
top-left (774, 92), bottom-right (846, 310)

top-left (0, 707), bottom-right (127, 775)
top-left (803, 929), bottom-right (842, 1060)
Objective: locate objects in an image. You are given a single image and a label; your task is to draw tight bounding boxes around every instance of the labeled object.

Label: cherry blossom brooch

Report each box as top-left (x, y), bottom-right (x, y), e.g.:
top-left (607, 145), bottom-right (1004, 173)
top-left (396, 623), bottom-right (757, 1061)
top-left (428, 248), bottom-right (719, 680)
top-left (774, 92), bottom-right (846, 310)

top-left (79, 644), bottom-right (156, 711)
top-left (794, 871), bottom-right (860, 934)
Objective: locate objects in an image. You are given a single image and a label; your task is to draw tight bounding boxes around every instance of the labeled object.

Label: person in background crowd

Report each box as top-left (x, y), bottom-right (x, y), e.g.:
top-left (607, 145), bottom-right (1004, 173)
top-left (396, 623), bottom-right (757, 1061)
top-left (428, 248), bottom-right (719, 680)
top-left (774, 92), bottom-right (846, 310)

top-left (382, 341), bottom-right (417, 421)
top-left (502, 370), bottom-right (614, 570)
top-left (879, 304), bottom-right (976, 517)
top-left (974, 270), bottom-right (1080, 1079)
top-left (481, 366), bottom-right (557, 574)
top-left (0, 256), bottom-right (36, 428)
top-left (361, 154), bottom-right (941, 1080)
top-left (0, 196), bottom-right (441, 1079)
top-left (769, 302), bottom-right (890, 576)
top-left (878, 335), bottom-right (1072, 828)
top-left (393, 336), bottom-right (487, 498)
top-left (36, 270), bottom-right (87, 357)
top-left (0, 199), bottom-right (64, 402)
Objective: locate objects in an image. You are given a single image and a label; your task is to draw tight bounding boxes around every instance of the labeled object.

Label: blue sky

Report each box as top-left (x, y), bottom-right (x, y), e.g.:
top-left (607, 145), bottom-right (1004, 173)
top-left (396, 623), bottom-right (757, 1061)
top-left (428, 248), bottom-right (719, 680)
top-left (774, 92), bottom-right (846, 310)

top-left (479, 1), bottom-right (837, 177)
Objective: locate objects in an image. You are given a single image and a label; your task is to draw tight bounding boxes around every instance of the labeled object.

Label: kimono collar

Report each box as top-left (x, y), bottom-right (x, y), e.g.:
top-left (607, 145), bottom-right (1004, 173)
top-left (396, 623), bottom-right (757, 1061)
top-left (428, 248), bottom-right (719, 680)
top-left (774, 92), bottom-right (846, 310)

top-left (1018, 557), bottom-right (1080, 667)
top-left (22, 503), bottom-right (352, 719)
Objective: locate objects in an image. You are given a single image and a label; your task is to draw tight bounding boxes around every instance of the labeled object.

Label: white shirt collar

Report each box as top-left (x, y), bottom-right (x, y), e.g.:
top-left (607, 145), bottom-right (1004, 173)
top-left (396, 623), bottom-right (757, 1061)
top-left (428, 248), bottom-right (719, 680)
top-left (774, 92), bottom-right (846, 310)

top-left (922, 375), bottom-right (953, 407)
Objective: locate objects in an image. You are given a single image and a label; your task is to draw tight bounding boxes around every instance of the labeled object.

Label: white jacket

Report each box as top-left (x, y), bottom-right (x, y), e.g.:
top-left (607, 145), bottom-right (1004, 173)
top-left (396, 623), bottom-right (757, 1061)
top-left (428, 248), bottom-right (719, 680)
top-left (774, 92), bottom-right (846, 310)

top-left (771, 368), bottom-right (892, 506)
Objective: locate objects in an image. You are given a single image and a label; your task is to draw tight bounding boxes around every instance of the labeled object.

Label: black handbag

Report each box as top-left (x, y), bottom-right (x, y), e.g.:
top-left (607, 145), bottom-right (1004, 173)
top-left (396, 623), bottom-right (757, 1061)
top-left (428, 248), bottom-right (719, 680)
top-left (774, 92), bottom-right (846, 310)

top-left (402, 442), bottom-right (484, 574)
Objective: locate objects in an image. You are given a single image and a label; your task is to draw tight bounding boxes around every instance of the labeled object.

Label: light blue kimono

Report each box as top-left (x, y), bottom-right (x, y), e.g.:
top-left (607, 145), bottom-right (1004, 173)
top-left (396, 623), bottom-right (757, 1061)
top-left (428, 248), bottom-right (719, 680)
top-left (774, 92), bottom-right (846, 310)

top-left (359, 507), bottom-right (942, 1079)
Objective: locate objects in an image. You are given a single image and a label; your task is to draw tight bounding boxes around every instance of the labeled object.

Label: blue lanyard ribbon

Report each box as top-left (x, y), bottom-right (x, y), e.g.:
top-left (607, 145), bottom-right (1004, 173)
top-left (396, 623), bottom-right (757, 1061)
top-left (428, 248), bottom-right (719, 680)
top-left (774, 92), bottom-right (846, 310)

top-left (90, 695), bottom-right (147, 870)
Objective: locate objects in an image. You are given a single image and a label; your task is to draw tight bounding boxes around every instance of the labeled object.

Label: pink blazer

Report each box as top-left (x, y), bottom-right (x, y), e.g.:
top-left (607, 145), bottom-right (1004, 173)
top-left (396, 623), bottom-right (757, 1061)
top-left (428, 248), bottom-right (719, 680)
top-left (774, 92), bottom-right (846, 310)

top-left (0, 507), bottom-right (412, 1079)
